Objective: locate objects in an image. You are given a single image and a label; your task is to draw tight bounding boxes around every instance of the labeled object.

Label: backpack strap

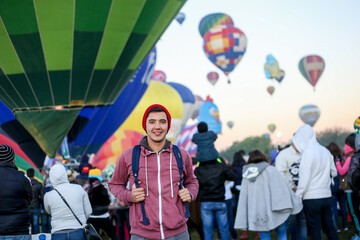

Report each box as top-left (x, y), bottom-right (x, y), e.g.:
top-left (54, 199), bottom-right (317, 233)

top-left (132, 145), bottom-right (149, 225)
top-left (172, 145), bottom-right (190, 218)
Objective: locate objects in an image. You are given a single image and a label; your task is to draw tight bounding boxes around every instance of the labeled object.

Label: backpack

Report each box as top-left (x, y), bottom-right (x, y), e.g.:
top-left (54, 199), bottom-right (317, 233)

top-left (351, 156), bottom-right (360, 194)
top-left (132, 145), bottom-right (190, 225)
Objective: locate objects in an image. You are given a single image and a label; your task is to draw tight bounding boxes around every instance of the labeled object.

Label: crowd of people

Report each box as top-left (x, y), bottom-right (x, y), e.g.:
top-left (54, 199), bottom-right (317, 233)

top-left (0, 105), bottom-right (359, 240)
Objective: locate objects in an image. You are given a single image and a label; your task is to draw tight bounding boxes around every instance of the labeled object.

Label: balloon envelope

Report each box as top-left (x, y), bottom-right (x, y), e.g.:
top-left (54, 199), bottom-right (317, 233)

top-left (203, 25), bottom-right (247, 76)
top-left (175, 124), bottom-right (198, 157)
top-left (264, 54), bottom-right (285, 83)
top-left (152, 70), bottom-right (167, 82)
top-left (267, 124), bottom-right (276, 133)
top-left (199, 13), bottom-right (234, 37)
top-left (299, 55), bottom-right (325, 88)
top-left (175, 12), bottom-right (185, 24)
top-left (0, 0), bottom-right (185, 157)
top-left (267, 86), bottom-right (275, 95)
top-left (227, 121), bottom-right (234, 129)
top-left (207, 72), bottom-right (219, 85)
top-left (299, 104), bottom-right (320, 127)
top-left (198, 97), bottom-right (222, 134)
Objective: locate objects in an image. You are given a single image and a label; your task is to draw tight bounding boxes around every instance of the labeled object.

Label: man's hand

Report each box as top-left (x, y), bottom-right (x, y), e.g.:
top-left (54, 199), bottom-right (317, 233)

top-left (178, 187), bottom-right (192, 203)
top-left (132, 181), bottom-right (145, 203)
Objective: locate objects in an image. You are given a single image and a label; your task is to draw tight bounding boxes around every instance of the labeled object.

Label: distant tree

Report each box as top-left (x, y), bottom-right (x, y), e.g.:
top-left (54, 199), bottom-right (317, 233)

top-left (220, 136), bottom-right (275, 163)
top-left (316, 128), bottom-right (352, 150)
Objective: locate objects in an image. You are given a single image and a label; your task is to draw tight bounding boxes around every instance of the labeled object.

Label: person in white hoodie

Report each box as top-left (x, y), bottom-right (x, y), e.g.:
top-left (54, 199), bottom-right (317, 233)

top-left (44, 164), bottom-right (92, 239)
top-left (292, 124), bottom-right (338, 240)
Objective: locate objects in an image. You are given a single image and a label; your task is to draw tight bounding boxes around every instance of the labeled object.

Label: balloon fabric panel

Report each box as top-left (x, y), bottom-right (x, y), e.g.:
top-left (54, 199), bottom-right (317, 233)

top-left (199, 13), bottom-right (234, 37)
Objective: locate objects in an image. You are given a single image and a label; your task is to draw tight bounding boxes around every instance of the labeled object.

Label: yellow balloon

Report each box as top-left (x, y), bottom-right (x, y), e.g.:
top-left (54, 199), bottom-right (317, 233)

top-left (117, 80), bottom-right (183, 142)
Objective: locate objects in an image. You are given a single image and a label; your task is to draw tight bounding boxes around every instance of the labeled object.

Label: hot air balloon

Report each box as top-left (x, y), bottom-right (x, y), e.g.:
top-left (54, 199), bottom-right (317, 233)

top-left (267, 124), bottom-right (276, 133)
top-left (167, 82), bottom-right (195, 140)
top-left (227, 121), bottom-right (234, 129)
top-left (199, 13), bottom-right (234, 37)
top-left (152, 70), bottom-right (167, 82)
top-left (264, 54), bottom-right (285, 83)
top-left (68, 48), bottom-right (156, 157)
top-left (207, 72), bottom-right (219, 85)
top-left (299, 104), bottom-right (320, 126)
top-left (0, 0), bottom-right (185, 158)
top-left (267, 86), bottom-right (275, 95)
top-left (175, 124), bottom-right (198, 157)
top-left (175, 12), bottom-right (185, 24)
top-left (299, 55), bottom-right (325, 89)
top-left (198, 96), bottom-right (222, 134)
top-left (203, 25), bottom-right (247, 83)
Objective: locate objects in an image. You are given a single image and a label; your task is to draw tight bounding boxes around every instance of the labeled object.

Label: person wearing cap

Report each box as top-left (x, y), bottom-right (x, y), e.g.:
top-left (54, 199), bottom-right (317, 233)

top-left (87, 168), bottom-right (118, 240)
top-left (0, 144), bottom-right (33, 239)
top-left (292, 124), bottom-right (339, 240)
top-left (108, 104), bottom-right (199, 240)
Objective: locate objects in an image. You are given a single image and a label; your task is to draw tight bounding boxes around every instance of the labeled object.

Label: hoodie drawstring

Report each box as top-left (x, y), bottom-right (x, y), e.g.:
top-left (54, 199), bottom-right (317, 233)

top-left (170, 153), bottom-right (174, 198)
top-left (145, 155), bottom-right (149, 196)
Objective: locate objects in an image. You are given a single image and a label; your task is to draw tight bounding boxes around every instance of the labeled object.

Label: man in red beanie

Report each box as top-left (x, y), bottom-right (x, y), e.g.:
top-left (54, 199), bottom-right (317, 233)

top-left (108, 104), bottom-right (198, 240)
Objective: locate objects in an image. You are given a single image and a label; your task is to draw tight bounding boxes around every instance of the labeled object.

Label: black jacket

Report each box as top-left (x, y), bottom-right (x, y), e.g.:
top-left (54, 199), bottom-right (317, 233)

top-left (30, 178), bottom-right (44, 209)
top-left (88, 180), bottom-right (110, 215)
top-left (194, 159), bottom-right (237, 202)
top-left (0, 161), bottom-right (32, 235)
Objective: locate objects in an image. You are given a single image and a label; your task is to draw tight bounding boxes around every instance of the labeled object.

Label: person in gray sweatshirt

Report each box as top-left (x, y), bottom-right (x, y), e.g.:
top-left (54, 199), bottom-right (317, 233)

top-left (234, 149), bottom-right (302, 239)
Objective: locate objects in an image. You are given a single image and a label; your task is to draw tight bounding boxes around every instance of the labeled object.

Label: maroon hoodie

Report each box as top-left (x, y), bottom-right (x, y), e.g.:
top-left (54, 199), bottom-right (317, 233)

top-left (108, 137), bottom-right (198, 239)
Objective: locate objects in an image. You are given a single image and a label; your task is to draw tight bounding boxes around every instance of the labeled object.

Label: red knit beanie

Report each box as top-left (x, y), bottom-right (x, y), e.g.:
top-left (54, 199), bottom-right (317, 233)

top-left (142, 104), bottom-right (171, 133)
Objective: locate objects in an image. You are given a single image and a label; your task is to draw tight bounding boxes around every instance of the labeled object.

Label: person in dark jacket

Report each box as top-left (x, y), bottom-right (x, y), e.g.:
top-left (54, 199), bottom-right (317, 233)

top-left (26, 167), bottom-right (45, 234)
top-left (194, 153), bottom-right (237, 240)
top-left (192, 122), bottom-right (219, 163)
top-left (76, 154), bottom-right (93, 186)
top-left (0, 144), bottom-right (32, 239)
top-left (87, 168), bottom-right (118, 240)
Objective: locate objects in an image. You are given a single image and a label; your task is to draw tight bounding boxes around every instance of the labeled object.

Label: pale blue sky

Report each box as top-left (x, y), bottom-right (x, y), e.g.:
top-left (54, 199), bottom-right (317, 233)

top-left (155, 0), bottom-right (360, 151)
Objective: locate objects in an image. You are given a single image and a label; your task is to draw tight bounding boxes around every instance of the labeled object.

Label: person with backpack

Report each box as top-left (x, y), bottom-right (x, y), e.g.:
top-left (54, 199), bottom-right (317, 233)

top-left (108, 104), bottom-right (199, 240)
top-left (347, 133), bottom-right (360, 240)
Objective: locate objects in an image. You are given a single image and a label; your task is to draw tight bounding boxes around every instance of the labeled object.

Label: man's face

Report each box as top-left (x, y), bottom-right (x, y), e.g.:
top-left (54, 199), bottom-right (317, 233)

top-left (146, 111), bottom-right (168, 144)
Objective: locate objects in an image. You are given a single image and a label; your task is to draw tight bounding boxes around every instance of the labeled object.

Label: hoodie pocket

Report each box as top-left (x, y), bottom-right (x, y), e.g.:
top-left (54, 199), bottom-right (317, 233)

top-left (161, 198), bottom-right (187, 230)
top-left (130, 202), bottom-right (156, 231)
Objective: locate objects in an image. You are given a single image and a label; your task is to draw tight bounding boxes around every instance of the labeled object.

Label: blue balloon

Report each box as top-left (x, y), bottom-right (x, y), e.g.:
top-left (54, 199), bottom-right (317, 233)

top-left (198, 97), bottom-right (222, 134)
top-left (175, 12), bottom-right (185, 24)
top-left (68, 48), bottom-right (157, 157)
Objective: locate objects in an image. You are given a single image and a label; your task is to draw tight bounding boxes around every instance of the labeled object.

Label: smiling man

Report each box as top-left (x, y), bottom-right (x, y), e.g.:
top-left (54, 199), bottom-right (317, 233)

top-left (108, 104), bottom-right (198, 240)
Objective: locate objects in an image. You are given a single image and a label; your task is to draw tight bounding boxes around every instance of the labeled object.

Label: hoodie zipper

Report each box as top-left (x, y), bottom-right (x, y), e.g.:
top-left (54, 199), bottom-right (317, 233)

top-left (157, 150), bottom-right (165, 239)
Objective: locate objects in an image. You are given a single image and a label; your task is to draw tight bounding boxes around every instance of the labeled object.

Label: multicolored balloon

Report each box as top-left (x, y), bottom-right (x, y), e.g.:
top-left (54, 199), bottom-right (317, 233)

top-left (264, 54), bottom-right (285, 83)
top-left (227, 121), bottom-right (234, 129)
top-left (152, 70), bottom-right (167, 82)
top-left (267, 124), bottom-right (276, 133)
top-left (207, 72), bottom-right (219, 85)
top-left (354, 116), bottom-right (360, 131)
top-left (175, 124), bottom-right (198, 158)
top-left (267, 86), bottom-right (275, 95)
top-left (203, 25), bottom-right (247, 83)
top-left (299, 55), bottom-right (325, 88)
top-left (299, 104), bottom-right (320, 126)
top-left (199, 13), bottom-right (234, 37)
top-left (175, 12), bottom-right (185, 24)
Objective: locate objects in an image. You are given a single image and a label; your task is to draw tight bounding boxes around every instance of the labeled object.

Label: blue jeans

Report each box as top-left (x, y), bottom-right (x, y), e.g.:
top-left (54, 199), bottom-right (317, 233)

top-left (201, 202), bottom-right (230, 240)
top-left (303, 197), bottom-right (339, 240)
top-left (286, 209), bottom-right (307, 240)
top-left (31, 208), bottom-right (41, 234)
top-left (332, 193), bottom-right (348, 228)
top-left (225, 199), bottom-right (237, 239)
top-left (259, 221), bottom-right (287, 240)
top-left (51, 229), bottom-right (84, 240)
top-left (0, 236), bottom-right (31, 240)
